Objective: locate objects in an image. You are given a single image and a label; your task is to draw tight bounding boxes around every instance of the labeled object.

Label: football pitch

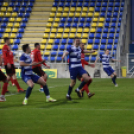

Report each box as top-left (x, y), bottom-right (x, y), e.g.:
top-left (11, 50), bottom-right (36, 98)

top-left (0, 78), bottom-right (134, 134)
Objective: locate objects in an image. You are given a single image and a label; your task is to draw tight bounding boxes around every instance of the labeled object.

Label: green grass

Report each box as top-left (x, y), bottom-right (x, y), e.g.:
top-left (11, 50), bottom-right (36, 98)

top-left (0, 78), bottom-right (134, 134)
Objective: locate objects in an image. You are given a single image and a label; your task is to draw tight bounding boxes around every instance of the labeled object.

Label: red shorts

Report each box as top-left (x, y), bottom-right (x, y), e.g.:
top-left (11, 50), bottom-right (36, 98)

top-left (0, 70), bottom-right (7, 82)
top-left (5, 64), bottom-right (15, 76)
top-left (32, 66), bottom-right (45, 77)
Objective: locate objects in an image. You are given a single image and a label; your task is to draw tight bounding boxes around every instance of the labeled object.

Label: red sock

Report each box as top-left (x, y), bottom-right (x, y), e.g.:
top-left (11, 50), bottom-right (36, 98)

top-left (83, 84), bottom-right (90, 94)
top-left (14, 79), bottom-right (21, 89)
top-left (40, 79), bottom-right (46, 88)
top-left (1, 83), bottom-right (8, 95)
top-left (10, 78), bottom-right (14, 84)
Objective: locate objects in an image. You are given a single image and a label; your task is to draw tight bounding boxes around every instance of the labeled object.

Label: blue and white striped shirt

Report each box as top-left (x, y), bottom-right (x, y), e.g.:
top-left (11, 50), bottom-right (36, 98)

top-left (67, 45), bottom-right (82, 69)
top-left (100, 54), bottom-right (112, 68)
top-left (20, 53), bottom-right (33, 75)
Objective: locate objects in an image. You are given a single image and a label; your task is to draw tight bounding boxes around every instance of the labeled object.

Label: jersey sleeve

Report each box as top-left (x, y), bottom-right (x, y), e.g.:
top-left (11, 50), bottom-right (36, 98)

top-left (20, 55), bottom-right (26, 62)
top-left (100, 54), bottom-right (103, 59)
top-left (2, 46), bottom-right (10, 64)
top-left (37, 52), bottom-right (47, 66)
top-left (83, 60), bottom-right (89, 65)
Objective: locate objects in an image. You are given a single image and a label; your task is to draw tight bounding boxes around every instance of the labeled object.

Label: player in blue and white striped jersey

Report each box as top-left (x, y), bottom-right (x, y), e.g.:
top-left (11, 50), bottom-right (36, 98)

top-left (62, 37), bottom-right (95, 100)
top-left (94, 49), bottom-right (120, 87)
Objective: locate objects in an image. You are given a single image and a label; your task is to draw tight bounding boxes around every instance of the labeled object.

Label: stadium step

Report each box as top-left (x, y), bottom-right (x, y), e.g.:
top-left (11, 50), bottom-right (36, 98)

top-left (32, 7), bottom-right (52, 12)
top-left (23, 33), bottom-right (44, 38)
top-left (20, 38), bottom-right (42, 44)
top-left (27, 22), bottom-right (47, 27)
top-left (34, 2), bottom-right (53, 7)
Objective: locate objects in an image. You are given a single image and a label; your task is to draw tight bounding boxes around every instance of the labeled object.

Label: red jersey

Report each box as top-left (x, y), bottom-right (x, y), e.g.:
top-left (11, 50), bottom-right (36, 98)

top-left (31, 49), bottom-right (47, 69)
top-left (2, 44), bottom-right (14, 65)
top-left (81, 50), bottom-right (89, 68)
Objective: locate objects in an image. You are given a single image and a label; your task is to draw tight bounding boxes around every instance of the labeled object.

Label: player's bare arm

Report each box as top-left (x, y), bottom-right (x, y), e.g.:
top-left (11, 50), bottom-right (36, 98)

top-left (83, 50), bottom-right (96, 53)
top-left (112, 59), bottom-right (121, 62)
top-left (62, 51), bottom-right (69, 59)
top-left (94, 57), bottom-right (100, 65)
top-left (20, 60), bottom-right (45, 66)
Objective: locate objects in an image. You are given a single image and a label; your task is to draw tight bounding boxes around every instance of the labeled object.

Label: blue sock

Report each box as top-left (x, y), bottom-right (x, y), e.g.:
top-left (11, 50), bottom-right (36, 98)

top-left (112, 77), bottom-right (116, 85)
top-left (43, 85), bottom-right (50, 96)
top-left (67, 85), bottom-right (73, 96)
top-left (25, 87), bottom-right (33, 98)
top-left (78, 81), bottom-right (86, 90)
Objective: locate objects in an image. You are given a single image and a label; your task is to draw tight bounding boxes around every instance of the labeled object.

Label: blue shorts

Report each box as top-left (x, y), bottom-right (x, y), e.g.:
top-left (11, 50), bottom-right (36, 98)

top-left (69, 67), bottom-right (87, 80)
top-left (103, 67), bottom-right (115, 76)
top-left (22, 74), bottom-right (40, 83)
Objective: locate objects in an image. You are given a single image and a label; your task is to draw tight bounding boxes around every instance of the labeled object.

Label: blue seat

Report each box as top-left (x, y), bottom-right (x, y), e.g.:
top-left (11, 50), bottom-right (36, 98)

top-left (112, 18), bottom-right (117, 22)
top-left (14, 7), bottom-right (19, 12)
top-left (59, 2), bottom-right (64, 7)
top-left (53, 45), bottom-right (58, 50)
top-left (50, 57), bottom-right (55, 62)
top-left (61, 39), bottom-right (67, 44)
top-left (115, 33), bottom-right (119, 38)
top-left (93, 45), bottom-right (99, 50)
top-left (114, 39), bottom-right (118, 44)
top-left (85, 23), bottom-right (90, 27)
top-left (26, 7), bottom-right (32, 12)
top-left (51, 51), bottom-right (57, 56)
top-left (101, 7), bottom-right (106, 12)
top-left (67, 45), bottom-right (71, 50)
top-left (117, 28), bottom-right (120, 33)
top-left (120, 7), bottom-right (124, 12)
top-left (80, 18), bottom-right (85, 22)
top-left (53, 2), bottom-right (58, 7)
top-left (22, 18), bottom-right (28, 22)
top-left (95, 7), bottom-right (100, 12)
top-left (78, 2), bottom-right (83, 7)
top-left (91, 57), bottom-right (96, 62)
top-left (88, 39), bottom-right (93, 44)
top-left (107, 45), bottom-right (112, 50)
top-left (91, 0), bottom-right (95, 1)
top-left (1, 23), bottom-right (6, 28)
top-left (95, 39), bottom-right (100, 44)
top-left (85, 57), bottom-right (89, 62)
top-left (0, 28), bottom-right (5, 33)
top-left (58, 51), bottom-right (63, 56)
top-left (16, 33), bottom-right (22, 38)
top-left (101, 39), bottom-right (107, 44)
top-left (97, 28), bottom-right (102, 33)
top-left (65, 2), bottom-right (70, 7)
top-left (57, 57), bottom-right (62, 62)
top-left (60, 45), bottom-right (65, 50)
top-left (74, 18), bottom-right (79, 22)
top-left (79, 0), bottom-right (84, 2)
top-left (100, 51), bottom-right (104, 56)
top-left (112, 51), bottom-right (116, 56)
top-left (54, 39), bottom-right (60, 44)
top-left (104, 28), bottom-right (108, 33)
top-left (72, 0), bottom-right (77, 2)
top-left (96, 2), bottom-right (101, 7)
top-left (72, 23), bottom-right (77, 27)
top-left (61, 0), bottom-right (65, 1)
top-left (16, 2), bottom-right (21, 7)
top-left (9, 2), bottom-right (14, 7)
top-left (121, 2), bottom-right (124, 7)
top-left (108, 39), bottom-right (113, 44)
top-left (109, 33), bottom-right (114, 38)
top-left (22, 2), bottom-right (27, 7)
top-left (109, 0), bottom-right (114, 2)
top-left (108, 7), bottom-right (112, 12)
top-left (114, 7), bottom-right (119, 12)
top-left (95, 33), bottom-right (101, 38)
top-left (113, 12), bottom-right (118, 17)
top-left (111, 23), bottom-right (116, 27)
top-left (28, 2), bottom-right (33, 7)
top-left (102, 2), bottom-right (107, 7)
top-left (102, 33), bottom-right (107, 38)
top-left (90, 2), bottom-right (95, 7)
top-left (89, 33), bottom-right (94, 38)
top-left (68, 39), bottom-right (73, 44)
top-left (67, 0), bottom-right (71, 1)
top-left (44, 56), bottom-right (48, 61)
top-left (14, 39), bottom-right (20, 44)
top-left (59, 23), bottom-right (64, 27)
top-left (30, 0), bottom-right (35, 1)
top-left (87, 18), bottom-right (92, 22)
top-left (18, 13), bottom-right (23, 17)
top-left (61, 18), bottom-right (66, 22)
top-left (20, 22), bottom-right (26, 27)
top-left (79, 23), bottom-right (84, 27)
top-left (24, 13), bottom-right (30, 18)
top-left (110, 28), bottom-right (115, 33)
top-left (20, 7), bottom-right (25, 12)
top-left (3, 18), bottom-right (8, 22)
top-left (106, 18), bottom-right (111, 22)
top-left (83, 2), bottom-right (88, 7)
top-left (66, 23), bottom-right (71, 27)
top-left (105, 23), bottom-right (109, 27)
top-left (100, 45), bottom-right (105, 50)
top-left (67, 18), bottom-right (72, 22)
top-left (107, 12), bottom-right (112, 17)
top-left (100, 12), bottom-right (105, 17)
top-left (115, 2), bottom-right (120, 7)
top-left (0, 33), bottom-right (2, 38)
top-left (119, 18), bottom-right (122, 22)
top-left (120, 12), bottom-right (123, 17)
top-left (11, 0), bottom-right (16, 2)
top-left (114, 45), bottom-right (117, 50)
top-left (12, 45), bottom-right (18, 50)
top-left (71, 2), bottom-right (76, 7)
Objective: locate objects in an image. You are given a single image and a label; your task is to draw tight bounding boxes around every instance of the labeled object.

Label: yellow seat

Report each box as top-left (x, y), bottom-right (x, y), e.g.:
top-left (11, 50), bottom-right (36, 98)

top-left (1, 39), bottom-right (4, 44)
top-left (51, 28), bottom-right (57, 33)
top-left (56, 13), bottom-right (62, 17)
top-left (83, 7), bottom-right (88, 12)
top-left (94, 12), bottom-right (99, 17)
top-left (64, 28), bottom-right (70, 33)
top-left (48, 39), bottom-right (54, 44)
top-left (48, 18), bottom-right (54, 22)
top-left (90, 28), bottom-right (96, 33)
top-left (76, 33), bottom-right (82, 38)
top-left (70, 7), bottom-right (75, 12)
top-left (87, 12), bottom-right (93, 17)
top-left (3, 33), bottom-right (9, 38)
top-left (7, 7), bottom-right (13, 12)
top-left (62, 13), bottom-right (68, 17)
top-left (41, 51), bottom-right (44, 55)
top-left (41, 39), bottom-right (47, 44)
top-left (44, 51), bottom-right (50, 55)
top-left (99, 17), bottom-right (105, 22)
top-left (55, 18), bottom-right (60, 22)
top-left (75, 12), bottom-right (80, 17)
top-left (7, 23), bottom-right (13, 27)
top-left (46, 45), bottom-right (52, 50)
top-left (69, 12), bottom-right (74, 17)
top-left (12, 28), bottom-right (18, 33)
top-left (83, 28), bottom-right (89, 33)
top-left (70, 28), bottom-right (76, 33)
top-left (0, 12), bottom-right (4, 17)
top-left (76, 7), bottom-right (82, 12)
top-left (77, 28), bottom-right (83, 33)
top-left (56, 33), bottom-right (62, 38)
top-left (5, 28), bottom-right (11, 32)
top-left (98, 23), bottom-right (104, 27)
top-left (3, 2), bottom-right (8, 7)
top-left (57, 28), bottom-right (63, 33)
top-left (63, 33), bottom-right (68, 38)
top-left (0, 45), bottom-right (4, 49)
top-left (50, 12), bottom-right (55, 17)
top-left (16, 18), bottom-right (22, 22)
top-left (40, 45), bottom-right (45, 50)
top-left (12, 12), bottom-right (17, 17)
top-left (82, 33), bottom-right (88, 38)
top-left (81, 12), bottom-right (87, 17)
top-left (43, 33), bottom-right (49, 38)
top-left (5, 13), bottom-right (11, 17)
top-left (89, 7), bottom-right (94, 12)
top-left (50, 33), bottom-right (56, 38)
top-left (87, 45), bottom-right (92, 50)
top-left (46, 23), bottom-right (52, 27)
top-left (57, 7), bottom-right (63, 12)
top-left (10, 18), bottom-right (15, 22)
top-left (69, 33), bottom-right (75, 38)
top-left (92, 51), bottom-right (98, 56)
top-left (53, 23), bottom-right (58, 27)
top-left (64, 7), bottom-right (69, 12)
top-left (1, 7), bottom-right (6, 12)
top-left (81, 39), bottom-right (87, 43)
top-left (45, 28), bottom-right (51, 33)
top-left (14, 23), bottom-right (20, 27)
top-left (10, 33), bottom-right (16, 38)
top-left (92, 23), bottom-right (97, 27)
top-left (51, 7), bottom-right (56, 12)
top-left (93, 18), bottom-right (98, 22)
top-left (10, 39), bottom-right (14, 44)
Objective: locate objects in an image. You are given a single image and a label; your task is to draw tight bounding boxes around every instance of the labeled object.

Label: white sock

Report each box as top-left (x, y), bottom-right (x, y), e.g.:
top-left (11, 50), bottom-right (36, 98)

top-left (66, 94), bottom-right (69, 97)
top-left (76, 88), bottom-right (80, 91)
top-left (25, 97), bottom-right (28, 100)
top-left (46, 95), bottom-right (50, 99)
top-left (88, 92), bottom-right (91, 95)
top-left (40, 88), bottom-right (43, 90)
top-left (1, 95), bottom-right (5, 98)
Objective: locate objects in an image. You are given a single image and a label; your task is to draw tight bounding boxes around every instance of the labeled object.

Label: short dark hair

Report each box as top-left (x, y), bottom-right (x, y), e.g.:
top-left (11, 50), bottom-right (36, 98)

top-left (4, 37), bottom-right (9, 43)
top-left (34, 43), bottom-right (40, 48)
top-left (22, 44), bottom-right (29, 52)
top-left (74, 37), bottom-right (80, 40)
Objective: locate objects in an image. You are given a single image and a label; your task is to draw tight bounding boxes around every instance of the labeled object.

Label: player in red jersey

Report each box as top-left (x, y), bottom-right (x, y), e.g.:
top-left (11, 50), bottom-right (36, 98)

top-left (2, 37), bottom-right (25, 93)
top-left (0, 54), bottom-right (10, 102)
top-left (31, 43), bottom-right (50, 92)
top-left (79, 43), bottom-right (95, 98)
